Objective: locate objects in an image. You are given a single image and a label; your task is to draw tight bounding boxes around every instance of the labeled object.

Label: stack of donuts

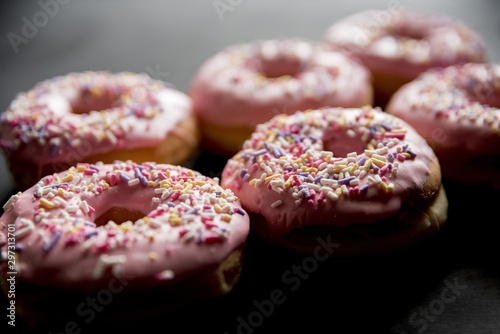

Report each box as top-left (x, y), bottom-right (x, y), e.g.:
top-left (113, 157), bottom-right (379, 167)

top-left (0, 5), bottom-right (498, 332)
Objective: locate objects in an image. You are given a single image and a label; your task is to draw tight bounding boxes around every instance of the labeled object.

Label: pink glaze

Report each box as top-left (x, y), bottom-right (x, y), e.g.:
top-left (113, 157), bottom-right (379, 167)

top-left (323, 9), bottom-right (487, 81)
top-left (0, 161), bottom-right (249, 288)
top-left (386, 63), bottom-right (500, 186)
top-left (189, 39), bottom-right (373, 128)
top-left (0, 71), bottom-right (193, 174)
top-left (221, 106), bottom-right (439, 237)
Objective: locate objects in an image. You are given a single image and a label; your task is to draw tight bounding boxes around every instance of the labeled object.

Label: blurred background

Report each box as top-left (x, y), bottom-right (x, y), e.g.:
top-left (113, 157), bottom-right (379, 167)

top-left (0, 1), bottom-right (499, 333)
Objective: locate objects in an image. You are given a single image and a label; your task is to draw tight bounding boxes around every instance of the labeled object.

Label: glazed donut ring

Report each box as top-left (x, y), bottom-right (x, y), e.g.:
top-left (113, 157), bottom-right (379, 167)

top-left (386, 63), bottom-right (500, 188)
top-left (189, 38), bottom-right (373, 155)
top-left (0, 161), bottom-right (249, 328)
top-left (221, 106), bottom-right (448, 256)
top-left (0, 71), bottom-right (199, 190)
top-left (323, 8), bottom-right (487, 106)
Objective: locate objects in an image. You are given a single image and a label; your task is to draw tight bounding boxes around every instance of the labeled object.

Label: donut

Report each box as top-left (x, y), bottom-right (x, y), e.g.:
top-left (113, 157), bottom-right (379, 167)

top-left (0, 160), bottom-right (249, 330)
top-left (220, 106), bottom-right (448, 256)
top-left (386, 63), bottom-right (500, 188)
top-left (189, 38), bottom-right (373, 156)
top-left (323, 8), bottom-right (488, 107)
top-left (0, 71), bottom-right (199, 191)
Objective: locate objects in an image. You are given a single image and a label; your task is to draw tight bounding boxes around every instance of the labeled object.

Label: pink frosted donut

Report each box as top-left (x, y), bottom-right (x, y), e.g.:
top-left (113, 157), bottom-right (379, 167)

top-left (189, 38), bottom-right (373, 155)
top-left (221, 106), bottom-right (448, 256)
top-left (0, 71), bottom-right (199, 191)
top-left (323, 8), bottom-right (488, 107)
top-left (386, 63), bottom-right (500, 188)
top-left (0, 161), bottom-right (249, 329)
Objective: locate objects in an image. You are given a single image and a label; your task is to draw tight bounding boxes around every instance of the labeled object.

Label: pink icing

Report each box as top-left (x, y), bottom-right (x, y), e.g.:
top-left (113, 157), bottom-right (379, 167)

top-left (386, 63), bottom-right (500, 186)
top-left (323, 9), bottom-right (487, 80)
top-left (0, 71), bottom-right (193, 172)
top-left (0, 161), bottom-right (249, 288)
top-left (221, 106), bottom-right (439, 237)
top-left (189, 39), bottom-right (373, 128)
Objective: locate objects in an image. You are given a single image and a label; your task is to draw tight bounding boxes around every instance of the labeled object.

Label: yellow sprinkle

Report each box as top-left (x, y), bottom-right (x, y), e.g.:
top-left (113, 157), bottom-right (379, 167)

top-left (336, 187), bottom-right (342, 196)
top-left (76, 165), bottom-right (86, 172)
top-left (267, 132), bottom-right (276, 142)
top-left (221, 214), bottom-right (232, 222)
top-left (306, 167), bottom-right (318, 173)
top-left (160, 180), bottom-right (170, 188)
top-left (364, 159), bottom-right (373, 171)
top-left (169, 215), bottom-right (182, 225)
top-left (87, 183), bottom-right (94, 191)
top-left (371, 158), bottom-right (386, 168)
top-left (148, 180), bottom-right (154, 187)
top-left (367, 143), bottom-right (375, 150)
top-left (265, 174), bottom-right (280, 182)
top-left (392, 128), bottom-right (407, 133)
top-left (249, 179), bottom-right (258, 186)
top-left (214, 204), bottom-right (222, 213)
top-left (284, 181), bottom-right (292, 188)
top-left (350, 164), bottom-right (359, 174)
top-left (61, 173), bottom-right (74, 182)
top-left (57, 188), bottom-right (66, 197)
top-left (402, 153), bottom-right (411, 159)
top-left (149, 252), bottom-right (158, 261)
top-left (39, 198), bottom-right (55, 209)
top-left (333, 164), bottom-right (347, 173)
top-left (102, 182), bottom-right (110, 190)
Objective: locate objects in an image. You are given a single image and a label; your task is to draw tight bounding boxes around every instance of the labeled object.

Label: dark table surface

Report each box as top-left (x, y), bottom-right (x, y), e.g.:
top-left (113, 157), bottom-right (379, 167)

top-left (1, 1), bottom-right (499, 333)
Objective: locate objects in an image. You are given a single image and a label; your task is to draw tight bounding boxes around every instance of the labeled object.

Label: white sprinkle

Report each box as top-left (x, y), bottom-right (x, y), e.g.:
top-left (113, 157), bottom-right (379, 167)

top-left (327, 191), bottom-right (339, 201)
top-left (128, 178), bottom-right (140, 186)
top-left (271, 200), bottom-right (283, 208)
top-left (320, 178), bottom-right (336, 186)
top-left (349, 179), bottom-right (360, 186)
top-left (66, 205), bottom-right (79, 213)
top-left (376, 146), bottom-right (389, 155)
top-left (305, 183), bottom-right (321, 191)
top-left (156, 269), bottom-right (175, 280)
top-left (53, 197), bottom-right (68, 207)
top-left (341, 185), bottom-right (349, 196)
top-left (15, 219), bottom-right (34, 239)
top-left (80, 200), bottom-right (89, 214)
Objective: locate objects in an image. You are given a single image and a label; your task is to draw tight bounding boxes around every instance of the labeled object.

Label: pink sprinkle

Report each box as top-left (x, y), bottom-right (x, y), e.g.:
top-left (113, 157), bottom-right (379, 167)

top-left (84, 168), bottom-right (96, 175)
top-left (178, 228), bottom-right (188, 237)
top-left (148, 207), bottom-right (165, 218)
top-left (88, 205), bottom-right (95, 214)
top-left (95, 242), bottom-right (109, 252)
top-left (170, 190), bottom-right (181, 201)
top-left (384, 133), bottom-right (405, 139)
top-left (379, 166), bottom-right (388, 176)
top-left (397, 153), bottom-right (406, 161)
top-left (204, 235), bottom-right (223, 244)
top-left (158, 172), bottom-right (167, 180)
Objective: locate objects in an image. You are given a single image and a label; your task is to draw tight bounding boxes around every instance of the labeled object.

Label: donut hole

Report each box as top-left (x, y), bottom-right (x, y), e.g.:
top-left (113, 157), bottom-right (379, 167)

top-left (388, 27), bottom-right (426, 41)
top-left (257, 58), bottom-right (304, 79)
top-left (322, 128), bottom-right (367, 157)
top-left (94, 207), bottom-right (146, 227)
top-left (71, 86), bottom-right (121, 114)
